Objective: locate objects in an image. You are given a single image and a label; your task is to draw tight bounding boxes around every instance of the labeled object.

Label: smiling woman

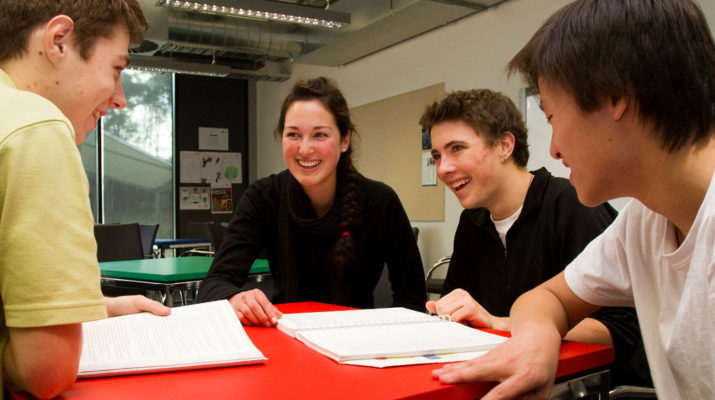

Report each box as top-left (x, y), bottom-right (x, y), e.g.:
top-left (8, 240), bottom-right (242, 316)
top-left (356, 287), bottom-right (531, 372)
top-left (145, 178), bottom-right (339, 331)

top-left (281, 99), bottom-right (348, 217)
top-left (197, 77), bottom-right (428, 326)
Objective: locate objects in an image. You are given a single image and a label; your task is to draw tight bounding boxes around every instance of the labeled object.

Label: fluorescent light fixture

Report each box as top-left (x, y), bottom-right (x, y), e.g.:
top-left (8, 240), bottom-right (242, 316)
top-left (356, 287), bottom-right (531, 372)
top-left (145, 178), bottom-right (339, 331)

top-left (128, 53), bottom-right (293, 81)
top-left (156, 0), bottom-right (350, 29)
top-left (129, 64), bottom-right (230, 78)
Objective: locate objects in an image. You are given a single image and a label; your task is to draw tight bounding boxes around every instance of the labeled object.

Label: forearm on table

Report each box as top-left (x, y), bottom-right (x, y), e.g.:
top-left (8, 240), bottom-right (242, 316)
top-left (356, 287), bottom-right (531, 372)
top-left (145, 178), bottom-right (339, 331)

top-left (4, 324), bottom-right (82, 399)
top-left (483, 314), bottom-right (608, 345)
top-left (509, 287), bottom-right (571, 338)
top-left (564, 317), bottom-right (613, 347)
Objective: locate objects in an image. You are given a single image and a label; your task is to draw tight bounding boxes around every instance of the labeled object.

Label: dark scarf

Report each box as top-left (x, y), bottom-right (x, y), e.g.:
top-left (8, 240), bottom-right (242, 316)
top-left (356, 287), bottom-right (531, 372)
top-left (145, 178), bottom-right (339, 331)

top-left (276, 174), bottom-right (353, 306)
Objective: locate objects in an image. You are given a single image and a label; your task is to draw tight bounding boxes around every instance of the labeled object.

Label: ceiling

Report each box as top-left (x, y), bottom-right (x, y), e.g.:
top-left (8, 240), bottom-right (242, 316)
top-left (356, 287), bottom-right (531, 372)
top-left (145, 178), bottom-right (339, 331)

top-left (132, 0), bottom-right (512, 80)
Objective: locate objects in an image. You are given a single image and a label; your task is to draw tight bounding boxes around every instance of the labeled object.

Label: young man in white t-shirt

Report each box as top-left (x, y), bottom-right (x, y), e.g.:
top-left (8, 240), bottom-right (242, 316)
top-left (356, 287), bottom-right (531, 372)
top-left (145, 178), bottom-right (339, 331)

top-left (431, 0), bottom-right (715, 398)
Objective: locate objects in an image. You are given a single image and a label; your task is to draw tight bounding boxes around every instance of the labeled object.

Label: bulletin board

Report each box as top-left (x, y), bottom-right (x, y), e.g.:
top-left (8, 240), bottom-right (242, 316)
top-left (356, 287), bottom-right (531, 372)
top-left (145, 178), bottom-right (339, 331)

top-left (351, 83), bottom-right (445, 221)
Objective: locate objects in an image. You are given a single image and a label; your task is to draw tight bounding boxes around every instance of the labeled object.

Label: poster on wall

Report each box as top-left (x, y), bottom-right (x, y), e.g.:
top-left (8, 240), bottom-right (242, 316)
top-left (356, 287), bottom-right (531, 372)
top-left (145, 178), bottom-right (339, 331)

top-left (198, 127), bottom-right (229, 151)
top-left (179, 186), bottom-right (210, 210)
top-left (422, 152), bottom-right (437, 186)
top-left (211, 187), bottom-right (233, 214)
top-left (180, 151), bottom-right (242, 187)
top-left (421, 127), bottom-right (437, 186)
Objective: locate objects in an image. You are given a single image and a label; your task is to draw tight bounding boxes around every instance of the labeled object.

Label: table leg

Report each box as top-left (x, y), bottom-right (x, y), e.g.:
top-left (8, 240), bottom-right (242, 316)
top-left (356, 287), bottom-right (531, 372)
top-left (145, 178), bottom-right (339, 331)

top-left (164, 287), bottom-right (174, 307)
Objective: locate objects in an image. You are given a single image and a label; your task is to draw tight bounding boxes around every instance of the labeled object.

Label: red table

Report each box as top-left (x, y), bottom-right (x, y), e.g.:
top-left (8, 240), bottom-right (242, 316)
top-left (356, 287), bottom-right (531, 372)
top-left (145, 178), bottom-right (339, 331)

top-left (10, 302), bottom-right (613, 400)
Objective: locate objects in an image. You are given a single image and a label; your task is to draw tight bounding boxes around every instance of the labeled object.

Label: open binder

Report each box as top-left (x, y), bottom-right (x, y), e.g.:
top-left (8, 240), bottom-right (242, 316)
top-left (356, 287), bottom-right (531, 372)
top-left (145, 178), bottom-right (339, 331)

top-left (277, 307), bottom-right (507, 363)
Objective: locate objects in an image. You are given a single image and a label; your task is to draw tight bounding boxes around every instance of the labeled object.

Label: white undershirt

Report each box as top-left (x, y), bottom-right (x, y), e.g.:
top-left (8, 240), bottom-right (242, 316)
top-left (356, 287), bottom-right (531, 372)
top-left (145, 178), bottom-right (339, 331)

top-left (490, 205), bottom-right (523, 247)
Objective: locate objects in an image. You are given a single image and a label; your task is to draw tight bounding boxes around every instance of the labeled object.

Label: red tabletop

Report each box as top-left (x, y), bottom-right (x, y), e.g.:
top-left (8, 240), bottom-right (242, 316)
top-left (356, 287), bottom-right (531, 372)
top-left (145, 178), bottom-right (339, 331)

top-left (10, 302), bottom-right (613, 400)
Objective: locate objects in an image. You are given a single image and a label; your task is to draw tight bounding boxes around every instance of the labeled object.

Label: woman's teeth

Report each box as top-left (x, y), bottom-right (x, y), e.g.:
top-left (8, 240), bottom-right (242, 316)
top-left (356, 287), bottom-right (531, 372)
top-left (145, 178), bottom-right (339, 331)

top-left (298, 160), bottom-right (320, 168)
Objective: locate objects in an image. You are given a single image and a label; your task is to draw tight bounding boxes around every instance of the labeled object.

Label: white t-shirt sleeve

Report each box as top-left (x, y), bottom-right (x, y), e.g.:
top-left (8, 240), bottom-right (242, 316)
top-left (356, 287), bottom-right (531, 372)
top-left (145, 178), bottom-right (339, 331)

top-left (564, 200), bottom-right (640, 308)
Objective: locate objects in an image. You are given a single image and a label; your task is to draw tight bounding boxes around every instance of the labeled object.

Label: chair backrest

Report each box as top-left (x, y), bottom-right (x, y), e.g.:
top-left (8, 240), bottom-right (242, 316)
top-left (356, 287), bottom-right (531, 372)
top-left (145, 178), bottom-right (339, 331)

top-left (139, 224), bottom-right (160, 258)
top-left (185, 221), bottom-right (213, 240)
top-left (94, 223), bottom-right (145, 262)
top-left (185, 221), bottom-right (229, 250)
top-left (206, 222), bottom-right (226, 250)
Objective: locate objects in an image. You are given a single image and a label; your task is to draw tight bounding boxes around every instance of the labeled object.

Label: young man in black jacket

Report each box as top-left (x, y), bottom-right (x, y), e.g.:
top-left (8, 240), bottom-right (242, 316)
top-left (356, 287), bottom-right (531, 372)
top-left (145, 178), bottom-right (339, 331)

top-left (422, 88), bottom-right (651, 388)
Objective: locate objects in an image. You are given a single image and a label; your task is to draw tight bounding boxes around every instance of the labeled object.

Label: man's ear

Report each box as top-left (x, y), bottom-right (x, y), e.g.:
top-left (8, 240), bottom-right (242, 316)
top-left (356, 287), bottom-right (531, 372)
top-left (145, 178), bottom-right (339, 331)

top-left (500, 131), bottom-right (516, 160)
top-left (43, 15), bottom-right (75, 64)
top-left (610, 96), bottom-right (629, 121)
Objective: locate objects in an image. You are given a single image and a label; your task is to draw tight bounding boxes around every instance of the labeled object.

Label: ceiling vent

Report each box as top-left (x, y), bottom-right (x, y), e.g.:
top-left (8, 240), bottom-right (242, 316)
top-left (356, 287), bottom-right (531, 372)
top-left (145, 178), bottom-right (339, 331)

top-left (132, 0), bottom-right (511, 79)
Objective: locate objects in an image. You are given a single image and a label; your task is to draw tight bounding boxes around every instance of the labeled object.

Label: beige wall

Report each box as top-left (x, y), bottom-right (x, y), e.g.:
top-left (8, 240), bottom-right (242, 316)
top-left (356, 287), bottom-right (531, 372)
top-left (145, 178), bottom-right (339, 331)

top-left (253, 0), bottom-right (715, 271)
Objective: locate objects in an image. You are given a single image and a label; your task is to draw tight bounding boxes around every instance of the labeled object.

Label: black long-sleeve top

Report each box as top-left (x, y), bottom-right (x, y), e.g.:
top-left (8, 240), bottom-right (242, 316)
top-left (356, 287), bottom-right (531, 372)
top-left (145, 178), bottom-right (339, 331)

top-left (444, 167), bottom-right (652, 388)
top-left (197, 170), bottom-right (427, 310)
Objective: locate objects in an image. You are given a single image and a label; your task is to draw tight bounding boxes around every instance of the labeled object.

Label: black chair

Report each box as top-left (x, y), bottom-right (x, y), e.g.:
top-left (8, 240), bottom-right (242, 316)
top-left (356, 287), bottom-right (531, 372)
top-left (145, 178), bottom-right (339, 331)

top-left (206, 221), bottom-right (227, 251)
top-left (94, 223), bottom-right (145, 297)
top-left (185, 221), bottom-right (213, 240)
top-left (373, 226), bottom-right (420, 308)
top-left (425, 256), bottom-right (450, 299)
top-left (139, 224), bottom-right (160, 258)
top-left (94, 223), bottom-right (145, 262)
top-left (184, 221), bottom-right (228, 256)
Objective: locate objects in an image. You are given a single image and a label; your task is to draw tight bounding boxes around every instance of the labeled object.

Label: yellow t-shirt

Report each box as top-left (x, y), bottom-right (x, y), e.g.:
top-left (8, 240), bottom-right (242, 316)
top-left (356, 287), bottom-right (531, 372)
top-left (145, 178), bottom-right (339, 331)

top-left (0, 69), bottom-right (107, 396)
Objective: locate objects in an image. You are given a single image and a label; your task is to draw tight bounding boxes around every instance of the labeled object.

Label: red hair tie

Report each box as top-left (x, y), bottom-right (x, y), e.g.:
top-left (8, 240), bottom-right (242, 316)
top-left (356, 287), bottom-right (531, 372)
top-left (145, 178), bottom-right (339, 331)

top-left (341, 231), bottom-right (350, 237)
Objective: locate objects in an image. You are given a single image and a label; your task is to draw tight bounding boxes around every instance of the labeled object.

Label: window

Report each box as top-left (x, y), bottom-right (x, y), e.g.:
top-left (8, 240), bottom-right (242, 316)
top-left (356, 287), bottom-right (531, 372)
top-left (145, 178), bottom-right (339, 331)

top-left (79, 70), bottom-right (174, 238)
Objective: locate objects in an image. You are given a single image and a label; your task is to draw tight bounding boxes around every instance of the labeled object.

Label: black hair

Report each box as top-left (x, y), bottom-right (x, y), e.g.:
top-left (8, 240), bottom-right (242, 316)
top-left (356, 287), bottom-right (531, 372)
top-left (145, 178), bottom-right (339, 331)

top-left (507, 0), bottom-right (715, 152)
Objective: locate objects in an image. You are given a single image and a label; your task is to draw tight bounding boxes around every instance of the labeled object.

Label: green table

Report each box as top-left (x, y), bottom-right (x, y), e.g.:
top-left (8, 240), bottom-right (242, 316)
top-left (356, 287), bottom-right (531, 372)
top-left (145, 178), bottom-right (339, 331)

top-left (99, 257), bottom-right (270, 306)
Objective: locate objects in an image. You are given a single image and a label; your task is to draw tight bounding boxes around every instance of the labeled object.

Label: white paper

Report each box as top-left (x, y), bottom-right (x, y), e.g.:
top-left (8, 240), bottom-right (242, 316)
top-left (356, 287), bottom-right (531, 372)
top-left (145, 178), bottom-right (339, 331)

top-left (422, 152), bottom-right (437, 186)
top-left (179, 186), bottom-right (210, 210)
top-left (79, 300), bottom-right (265, 377)
top-left (277, 307), bottom-right (435, 337)
top-left (198, 127), bottom-right (229, 151)
top-left (342, 350), bottom-right (488, 368)
top-left (296, 321), bottom-right (505, 362)
top-left (180, 151), bottom-right (242, 186)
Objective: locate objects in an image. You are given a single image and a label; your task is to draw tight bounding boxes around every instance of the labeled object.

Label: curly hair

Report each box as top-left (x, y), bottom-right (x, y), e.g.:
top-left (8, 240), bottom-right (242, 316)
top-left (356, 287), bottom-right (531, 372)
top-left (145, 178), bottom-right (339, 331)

top-left (420, 88), bottom-right (529, 167)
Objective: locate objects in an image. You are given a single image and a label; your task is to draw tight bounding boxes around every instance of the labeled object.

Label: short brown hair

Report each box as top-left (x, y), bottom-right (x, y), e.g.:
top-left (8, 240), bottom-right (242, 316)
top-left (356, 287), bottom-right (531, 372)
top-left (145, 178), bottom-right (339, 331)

top-left (0, 0), bottom-right (148, 62)
top-left (420, 89), bottom-right (529, 167)
top-left (507, 0), bottom-right (715, 152)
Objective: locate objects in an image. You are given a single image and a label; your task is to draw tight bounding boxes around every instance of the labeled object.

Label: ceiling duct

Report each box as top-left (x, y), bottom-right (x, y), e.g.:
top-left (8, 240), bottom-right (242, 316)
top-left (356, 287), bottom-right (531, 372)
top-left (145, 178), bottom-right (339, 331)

top-left (132, 0), bottom-right (328, 80)
top-left (132, 0), bottom-right (512, 79)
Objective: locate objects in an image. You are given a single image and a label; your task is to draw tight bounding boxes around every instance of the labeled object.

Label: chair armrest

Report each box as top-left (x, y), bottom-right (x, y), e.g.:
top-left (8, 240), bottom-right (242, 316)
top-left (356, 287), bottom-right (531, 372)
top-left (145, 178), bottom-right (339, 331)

top-left (609, 385), bottom-right (657, 399)
top-left (425, 256), bottom-right (451, 283)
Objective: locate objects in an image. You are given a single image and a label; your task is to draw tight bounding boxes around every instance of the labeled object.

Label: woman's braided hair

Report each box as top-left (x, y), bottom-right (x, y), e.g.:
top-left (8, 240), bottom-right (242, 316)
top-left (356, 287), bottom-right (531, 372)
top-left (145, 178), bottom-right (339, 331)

top-left (274, 77), bottom-right (361, 276)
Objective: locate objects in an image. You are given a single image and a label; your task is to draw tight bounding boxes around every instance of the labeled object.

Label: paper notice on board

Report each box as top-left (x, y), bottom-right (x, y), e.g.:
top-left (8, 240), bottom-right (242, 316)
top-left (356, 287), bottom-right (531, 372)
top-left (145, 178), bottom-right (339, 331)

top-left (179, 186), bottom-right (210, 210)
top-left (211, 187), bottom-right (233, 214)
top-left (180, 151), bottom-right (242, 186)
top-left (422, 152), bottom-right (437, 186)
top-left (198, 127), bottom-right (229, 151)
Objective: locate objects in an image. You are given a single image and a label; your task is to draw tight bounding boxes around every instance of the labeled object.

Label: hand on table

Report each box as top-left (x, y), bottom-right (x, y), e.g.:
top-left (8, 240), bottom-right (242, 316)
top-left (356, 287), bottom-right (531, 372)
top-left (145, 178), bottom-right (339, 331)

top-left (229, 288), bottom-right (283, 326)
top-left (426, 288), bottom-right (507, 330)
top-left (432, 325), bottom-right (561, 400)
top-left (105, 295), bottom-right (171, 317)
